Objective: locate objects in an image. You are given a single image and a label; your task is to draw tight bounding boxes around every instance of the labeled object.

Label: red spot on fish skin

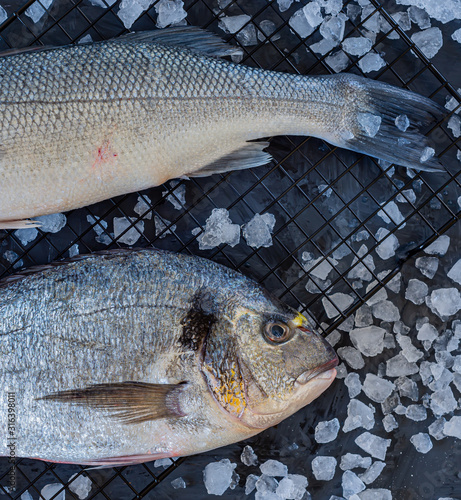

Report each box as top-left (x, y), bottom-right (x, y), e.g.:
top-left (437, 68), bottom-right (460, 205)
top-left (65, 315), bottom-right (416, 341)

top-left (92, 139), bottom-right (118, 170)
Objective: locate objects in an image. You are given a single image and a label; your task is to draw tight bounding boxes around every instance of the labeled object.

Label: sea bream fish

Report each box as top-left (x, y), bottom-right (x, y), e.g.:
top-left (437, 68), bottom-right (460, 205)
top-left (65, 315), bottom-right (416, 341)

top-left (0, 27), bottom-right (444, 230)
top-left (0, 249), bottom-right (337, 465)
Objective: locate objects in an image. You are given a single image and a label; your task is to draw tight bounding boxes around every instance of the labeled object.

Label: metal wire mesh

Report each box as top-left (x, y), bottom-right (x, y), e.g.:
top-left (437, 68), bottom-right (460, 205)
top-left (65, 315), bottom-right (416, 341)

top-left (0, 0), bottom-right (460, 498)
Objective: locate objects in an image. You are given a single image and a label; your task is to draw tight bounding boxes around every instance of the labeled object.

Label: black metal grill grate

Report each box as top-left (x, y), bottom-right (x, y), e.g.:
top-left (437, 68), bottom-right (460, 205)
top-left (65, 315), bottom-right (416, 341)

top-left (0, 0), bottom-right (460, 498)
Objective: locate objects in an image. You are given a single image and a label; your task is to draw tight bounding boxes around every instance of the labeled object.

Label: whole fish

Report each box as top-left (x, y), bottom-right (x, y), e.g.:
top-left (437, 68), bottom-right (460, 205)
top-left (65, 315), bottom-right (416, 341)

top-left (0, 27), bottom-right (443, 230)
top-left (0, 249), bottom-right (337, 465)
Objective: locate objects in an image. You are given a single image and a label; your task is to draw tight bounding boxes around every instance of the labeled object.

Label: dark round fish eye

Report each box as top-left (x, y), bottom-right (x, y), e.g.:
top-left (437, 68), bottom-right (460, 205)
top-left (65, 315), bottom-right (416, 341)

top-left (264, 322), bottom-right (292, 344)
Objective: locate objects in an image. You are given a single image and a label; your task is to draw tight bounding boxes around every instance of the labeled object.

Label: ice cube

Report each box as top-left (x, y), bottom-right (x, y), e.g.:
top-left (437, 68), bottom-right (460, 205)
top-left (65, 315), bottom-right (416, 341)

top-left (342, 470), bottom-right (366, 499)
top-left (447, 259), bottom-right (461, 285)
top-left (40, 484), bottom-right (65, 500)
top-left (415, 256), bottom-right (439, 278)
top-left (365, 285), bottom-right (388, 307)
top-left (3, 250), bottom-right (23, 269)
top-left (117, 0), bottom-right (145, 29)
top-left (354, 305), bottom-right (373, 328)
top-left (14, 227), bottom-right (38, 246)
top-left (69, 474), bottom-right (92, 500)
top-left (396, 189), bottom-right (416, 204)
top-left (411, 27), bottom-right (443, 59)
top-left (237, 24), bottom-right (258, 46)
top-left (315, 418), bottom-right (340, 443)
top-left (408, 6), bottom-right (431, 29)
top-left (255, 474), bottom-right (278, 494)
top-left (289, 8), bottom-right (315, 38)
top-left (452, 27), bottom-right (461, 43)
top-left (346, 4), bottom-right (361, 21)
top-left (394, 114), bottom-right (410, 132)
top-left (345, 373), bottom-right (362, 398)
top-left (0, 5), bottom-right (7, 24)
top-left (203, 459), bottom-right (237, 495)
top-left (405, 405), bottom-right (427, 422)
top-left (133, 195), bottom-right (152, 219)
top-left (36, 213), bottom-right (67, 233)
top-left (361, 4), bottom-right (380, 32)
top-left (155, 0), bottom-right (187, 28)
top-left (260, 460), bottom-right (288, 477)
top-left (386, 353), bottom-right (418, 377)
top-left (443, 416), bottom-right (461, 439)
top-left (219, 14), bottom-right (250, 33)
top-left (242, 213), bottom-right (276, 248)
top-left (312, 456), bottom-right (337, 481)
top-left (382, 414), bottom-right (398, 432)
top-left (320, 13), bottom-right (347, 44)
top-left (359, 489), bottom-right (392, 500)
top-left (197, 208), bottom-right (240, 249)
top-left (343, 399), bottom-right (375, 432)
top-left (325, 50), bottom-right (350, 72)
top-left (26, 0), bottom-right (53, 23)
top-left (277, 0), bottom-right (293, 13)
top-left (241, 445), bottom-right (258, 466)
top-left (336, 362), bottom-right (348, 379)
top-left (322, 293), bottom-right (354, 318)
top-left (358, 461), bottom-right (385, 485)
top-left (395, 376), bottom-right (418, 401)
top-left (357, 52), bottom-right (386, 73)
top-left (350, 326), bottom-right (385, 357)
top-left (371, 300), bottom-right (400, 322)
top-left (410, 433), bottom-right (433, 454)
top-left (430, 387), bottom-right (457, 416)
top-left (310, 38), bottom-right (336, 55)
top-left (428, 288), bottom-right (461, 318)
top-left (162, 181), bottom-right (186, 211)
top-left (404, 279), bottom-right (428, 305)
top-left (245, 474), bottom-right (259, 495)
top-left (340, 454), bottom-right (372, 471)
top-left (419, 146), bottom-right (435, 163)
top-left (363, 374), bottom-right (395, 403)
top-left (392, 11), bottom-right (411, 31)
top-left (448, 115), bottom-right (461, 138)
top-left (342, 37), bottom-right (372, 56)
top-left (154, 458), bottom-right (172, 468)
top-left (358, 113), bottom-right (382, 138)
top-left (258, 20), bottom-right (281, 42)
top-left (304, 256), bottom-right (338, 280)
top-left (375, 228), bottom-right (398, 260)
top-left (303, 2), bottom-right (323, 27)
top-left (348, 245), bottom-right (375, 281)
top-left (286, 474), bottom-right (308, 498)
top-left (337, 346), bottom-right (365, 370)
top-left (113, 217), bottom-right (144, 245)
top-left (377, 201), bottom-right (405, 226)
top-left (169, 477), bottom-right (186, 489)
top-left (354, 432), bottom-right (391, 461)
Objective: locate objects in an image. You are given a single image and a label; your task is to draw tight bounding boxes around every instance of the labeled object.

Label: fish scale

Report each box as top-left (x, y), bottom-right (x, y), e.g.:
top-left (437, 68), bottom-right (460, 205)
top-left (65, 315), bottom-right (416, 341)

top-left (0, 249), bottom-right (337, 464)
top-left (0, 27), bottom-right (444, 228)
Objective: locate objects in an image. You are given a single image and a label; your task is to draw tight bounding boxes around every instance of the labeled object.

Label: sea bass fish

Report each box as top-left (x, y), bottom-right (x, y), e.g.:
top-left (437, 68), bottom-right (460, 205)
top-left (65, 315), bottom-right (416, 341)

top-left (0, 27), bottom-right (443, 230)
top-left (0, 249), bottom-right (337, 465)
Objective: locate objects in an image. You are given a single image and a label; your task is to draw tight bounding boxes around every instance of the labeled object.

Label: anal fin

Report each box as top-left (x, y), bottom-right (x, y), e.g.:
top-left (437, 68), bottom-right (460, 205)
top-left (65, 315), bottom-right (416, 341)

top-left (39, 381), bottom-right (186, 424)
top-left (0, 219), bottom-right (42, 230)
top-left (188, 141), bottom-right (273, 177)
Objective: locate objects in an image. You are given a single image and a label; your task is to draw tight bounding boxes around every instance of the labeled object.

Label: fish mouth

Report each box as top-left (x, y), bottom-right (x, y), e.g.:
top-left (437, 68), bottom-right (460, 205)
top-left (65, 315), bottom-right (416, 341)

top-left (294, 357), bottom-right (339, 386)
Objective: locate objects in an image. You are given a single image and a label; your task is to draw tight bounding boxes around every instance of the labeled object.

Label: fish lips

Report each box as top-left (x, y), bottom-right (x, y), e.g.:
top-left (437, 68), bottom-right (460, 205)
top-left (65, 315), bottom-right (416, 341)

top-left (294, 326), bottom-right (338, 386)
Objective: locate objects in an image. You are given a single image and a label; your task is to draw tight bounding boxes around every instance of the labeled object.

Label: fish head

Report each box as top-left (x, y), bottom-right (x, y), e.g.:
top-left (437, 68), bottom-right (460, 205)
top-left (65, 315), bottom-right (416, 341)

top-left (201, 290), bottom-right (338, 430)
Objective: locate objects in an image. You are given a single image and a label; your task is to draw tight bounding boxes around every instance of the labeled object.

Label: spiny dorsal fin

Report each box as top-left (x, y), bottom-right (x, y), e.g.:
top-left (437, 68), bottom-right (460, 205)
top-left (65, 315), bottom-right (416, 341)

top-left (116, 26), bottom-right (243, 58)
top-left (40, 381), bottom-right (186, 424)
top-left (187, 141), bottom-right (272, 177)
top-left (0, 27), bottom-right (242, 60)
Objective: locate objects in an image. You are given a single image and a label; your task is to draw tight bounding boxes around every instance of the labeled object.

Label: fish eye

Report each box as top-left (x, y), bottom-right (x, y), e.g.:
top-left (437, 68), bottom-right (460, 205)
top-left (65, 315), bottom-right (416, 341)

top-left (264, 321), bottom-right (292, 344)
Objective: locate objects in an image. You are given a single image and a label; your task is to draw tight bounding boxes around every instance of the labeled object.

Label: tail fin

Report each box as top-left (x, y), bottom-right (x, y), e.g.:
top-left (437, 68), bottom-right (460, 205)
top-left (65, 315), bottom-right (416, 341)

top-left (329, 74), bottom-right (445, 172)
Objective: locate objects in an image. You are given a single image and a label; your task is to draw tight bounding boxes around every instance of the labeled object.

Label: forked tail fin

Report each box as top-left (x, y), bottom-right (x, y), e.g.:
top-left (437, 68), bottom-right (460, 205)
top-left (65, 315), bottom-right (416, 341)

top-left (328, 74), bottom-right (446, 172)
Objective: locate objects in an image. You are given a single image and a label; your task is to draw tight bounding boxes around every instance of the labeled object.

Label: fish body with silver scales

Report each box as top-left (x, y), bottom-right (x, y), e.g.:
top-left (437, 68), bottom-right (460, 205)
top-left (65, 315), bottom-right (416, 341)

top-left (0, 249), bottom-right (337, 465)
top-left (0, 27), bottom-right (444, 229)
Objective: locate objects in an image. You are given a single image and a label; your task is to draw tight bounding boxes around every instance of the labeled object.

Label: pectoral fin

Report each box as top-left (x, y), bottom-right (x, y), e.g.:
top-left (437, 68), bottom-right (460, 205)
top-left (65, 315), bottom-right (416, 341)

top-left (0, 219), bottom-right (42, 230)
top-left (40, 381), bottom-right (186, 424)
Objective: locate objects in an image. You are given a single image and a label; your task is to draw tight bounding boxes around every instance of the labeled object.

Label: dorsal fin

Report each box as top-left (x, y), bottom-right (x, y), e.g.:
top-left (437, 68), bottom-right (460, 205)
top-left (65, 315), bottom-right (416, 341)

top-left (116, 26), bottom-right (243, 58)
top-left (0, 27), bottom-right (242, 60)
